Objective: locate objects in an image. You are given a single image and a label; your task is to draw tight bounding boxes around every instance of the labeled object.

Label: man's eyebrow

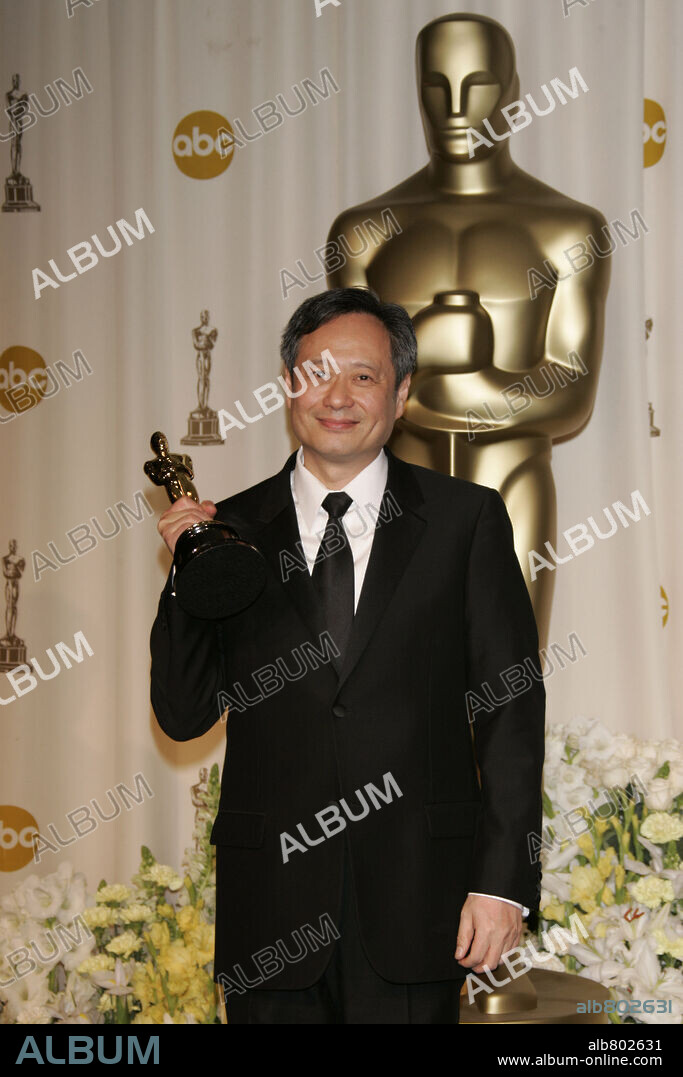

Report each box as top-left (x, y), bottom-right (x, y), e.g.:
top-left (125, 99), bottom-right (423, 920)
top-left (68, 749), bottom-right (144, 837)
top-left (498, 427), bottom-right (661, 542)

top-left (307, 356), bottom-right (379, 367)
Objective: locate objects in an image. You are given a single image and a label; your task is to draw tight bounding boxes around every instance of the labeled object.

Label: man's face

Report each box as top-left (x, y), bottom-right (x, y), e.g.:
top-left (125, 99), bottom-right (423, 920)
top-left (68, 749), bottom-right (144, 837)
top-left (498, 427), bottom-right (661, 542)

top-left (283, 313), bottom-right (411, 470)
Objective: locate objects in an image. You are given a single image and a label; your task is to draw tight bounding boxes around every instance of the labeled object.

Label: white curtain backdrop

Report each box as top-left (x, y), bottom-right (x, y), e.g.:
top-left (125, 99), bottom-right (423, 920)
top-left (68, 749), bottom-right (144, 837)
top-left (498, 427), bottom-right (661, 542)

top-left (1, 0), bottom-right (679, 891)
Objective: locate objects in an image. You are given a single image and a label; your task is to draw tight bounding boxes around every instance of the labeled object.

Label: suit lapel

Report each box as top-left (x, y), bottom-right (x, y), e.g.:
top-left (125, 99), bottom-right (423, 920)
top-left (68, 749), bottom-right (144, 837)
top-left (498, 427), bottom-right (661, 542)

top-left (245, 446), bottom-right (427, 691)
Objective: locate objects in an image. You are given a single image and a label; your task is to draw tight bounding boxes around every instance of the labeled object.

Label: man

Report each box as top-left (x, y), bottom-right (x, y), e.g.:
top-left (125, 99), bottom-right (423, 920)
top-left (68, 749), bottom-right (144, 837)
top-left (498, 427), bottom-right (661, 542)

top-left (149, 287), bottom-right (545, 1024)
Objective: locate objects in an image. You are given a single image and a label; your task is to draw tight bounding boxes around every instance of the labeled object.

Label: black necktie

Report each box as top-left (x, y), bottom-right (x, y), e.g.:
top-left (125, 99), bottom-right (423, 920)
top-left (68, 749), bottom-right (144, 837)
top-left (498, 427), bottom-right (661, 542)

top-left (311, 491), bottom-right (354, 663)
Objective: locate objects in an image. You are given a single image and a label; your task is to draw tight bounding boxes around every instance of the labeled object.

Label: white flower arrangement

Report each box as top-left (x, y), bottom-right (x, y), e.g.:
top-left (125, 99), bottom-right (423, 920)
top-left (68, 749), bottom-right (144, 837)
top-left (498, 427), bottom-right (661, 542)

top-left (525, 717), bottom-right (683, 1024)
top-left (0, 765), bottom-right (220, 1024)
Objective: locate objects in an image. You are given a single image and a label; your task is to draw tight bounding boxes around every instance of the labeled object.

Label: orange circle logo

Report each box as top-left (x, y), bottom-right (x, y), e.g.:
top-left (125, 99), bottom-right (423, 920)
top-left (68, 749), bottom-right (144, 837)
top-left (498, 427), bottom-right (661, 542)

top-left (643, 99), bottom-right (666, 168)
top-left (0, 345), bottom-right (47, 415)
top-left (0, 806), bottom-right (39, 871)
top-left (172, 111), bottom-right (235, 179)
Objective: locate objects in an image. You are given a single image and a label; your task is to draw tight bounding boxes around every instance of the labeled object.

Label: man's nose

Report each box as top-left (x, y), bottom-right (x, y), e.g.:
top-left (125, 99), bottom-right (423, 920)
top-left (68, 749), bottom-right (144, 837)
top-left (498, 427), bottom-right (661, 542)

top-left (321, 375), bottom-right (354, 408)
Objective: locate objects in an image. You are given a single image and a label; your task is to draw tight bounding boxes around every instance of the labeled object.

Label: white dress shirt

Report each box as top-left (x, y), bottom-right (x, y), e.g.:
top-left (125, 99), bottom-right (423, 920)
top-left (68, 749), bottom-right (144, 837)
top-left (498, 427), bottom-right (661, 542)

top-left (291, 444), bottom-right (529, 919)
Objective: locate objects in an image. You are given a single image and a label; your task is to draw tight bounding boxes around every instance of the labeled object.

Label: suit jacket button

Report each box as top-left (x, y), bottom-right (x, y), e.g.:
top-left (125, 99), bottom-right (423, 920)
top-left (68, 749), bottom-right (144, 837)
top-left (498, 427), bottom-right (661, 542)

top-left (332, 704), bottom-right (346, 718)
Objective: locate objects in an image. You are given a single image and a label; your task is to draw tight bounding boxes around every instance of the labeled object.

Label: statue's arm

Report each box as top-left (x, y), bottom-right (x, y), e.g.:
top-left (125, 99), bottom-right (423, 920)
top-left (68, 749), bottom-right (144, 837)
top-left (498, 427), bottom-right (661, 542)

top-left (410, 213), bottom-right (612, 440)
top-left (325, 210), bottom-right (380, 288)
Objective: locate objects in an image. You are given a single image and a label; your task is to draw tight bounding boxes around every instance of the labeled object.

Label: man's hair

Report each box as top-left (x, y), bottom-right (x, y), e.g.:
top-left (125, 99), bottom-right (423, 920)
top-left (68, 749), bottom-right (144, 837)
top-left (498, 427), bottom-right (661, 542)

top-left (280, 287), bottom-right (417, 391)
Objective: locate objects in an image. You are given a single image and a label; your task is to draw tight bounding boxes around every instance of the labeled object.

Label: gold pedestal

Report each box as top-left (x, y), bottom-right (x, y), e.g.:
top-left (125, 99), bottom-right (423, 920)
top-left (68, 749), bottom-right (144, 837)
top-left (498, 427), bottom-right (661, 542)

top-left (460, 969), bottom-right (611, 1024)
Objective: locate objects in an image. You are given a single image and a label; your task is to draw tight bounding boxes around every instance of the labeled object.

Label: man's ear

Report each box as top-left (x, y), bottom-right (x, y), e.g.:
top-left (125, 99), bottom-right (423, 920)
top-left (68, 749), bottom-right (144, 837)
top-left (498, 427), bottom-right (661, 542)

top-left (282, 365), bottom-right (292, 411)
top-left (395, 374), bottom-right (411, 418)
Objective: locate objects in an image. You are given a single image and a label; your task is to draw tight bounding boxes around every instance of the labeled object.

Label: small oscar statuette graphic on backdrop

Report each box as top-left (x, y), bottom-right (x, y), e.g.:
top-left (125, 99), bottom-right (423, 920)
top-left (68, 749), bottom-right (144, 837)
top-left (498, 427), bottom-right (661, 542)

top-left (2, 75), bottom-right (40, 212)
top-left (0, 540), bottom-right (27, 672)
top-left (144, 432), bottom-right (267, 619)
top-left (181, 310), bottom-right (223, 445)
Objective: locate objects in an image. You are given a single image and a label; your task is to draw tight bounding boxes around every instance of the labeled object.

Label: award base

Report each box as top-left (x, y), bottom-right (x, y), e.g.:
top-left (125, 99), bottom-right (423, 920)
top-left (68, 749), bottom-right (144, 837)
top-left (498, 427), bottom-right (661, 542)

top-left (181, 410), bottom-right (223, 445)
top-left (0, 636), bottom-right (27, 672)
top-left (2, 176), bottom-right (40, 212)
top-left (174, 520), bottom-right (267, 619)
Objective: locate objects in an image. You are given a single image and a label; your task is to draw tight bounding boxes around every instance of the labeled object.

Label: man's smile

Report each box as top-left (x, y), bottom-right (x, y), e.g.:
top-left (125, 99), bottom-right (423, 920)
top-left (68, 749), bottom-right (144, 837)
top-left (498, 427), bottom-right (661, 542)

top-left (316, 417), bottom-right (360, 431)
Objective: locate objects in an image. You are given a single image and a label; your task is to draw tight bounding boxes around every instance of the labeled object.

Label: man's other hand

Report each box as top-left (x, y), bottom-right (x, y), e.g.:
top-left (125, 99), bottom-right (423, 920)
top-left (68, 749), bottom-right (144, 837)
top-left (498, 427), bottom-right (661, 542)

top-left (454, 894), bottom-right (522, 973)
top-left (158, 496), bottom-right (217, 556)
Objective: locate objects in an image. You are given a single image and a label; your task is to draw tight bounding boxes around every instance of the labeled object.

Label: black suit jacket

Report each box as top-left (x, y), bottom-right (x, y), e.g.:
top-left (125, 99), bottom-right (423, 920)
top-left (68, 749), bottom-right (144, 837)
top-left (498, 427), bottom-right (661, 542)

top-left (150, 445), bottom-right (545, 988)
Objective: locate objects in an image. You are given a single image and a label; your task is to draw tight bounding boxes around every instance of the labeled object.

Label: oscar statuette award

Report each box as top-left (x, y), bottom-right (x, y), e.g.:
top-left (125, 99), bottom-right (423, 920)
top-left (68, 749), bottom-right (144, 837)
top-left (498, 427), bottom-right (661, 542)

top-left (144, 432), bottom-right (267, 619)
top-left (2, 75), bottom-right (40, 212)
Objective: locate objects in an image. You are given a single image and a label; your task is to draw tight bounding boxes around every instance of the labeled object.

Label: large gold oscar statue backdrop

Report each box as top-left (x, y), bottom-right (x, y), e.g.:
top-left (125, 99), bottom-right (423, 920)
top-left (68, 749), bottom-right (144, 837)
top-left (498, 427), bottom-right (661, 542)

top-left (328, 13), bottom-right (612, 650)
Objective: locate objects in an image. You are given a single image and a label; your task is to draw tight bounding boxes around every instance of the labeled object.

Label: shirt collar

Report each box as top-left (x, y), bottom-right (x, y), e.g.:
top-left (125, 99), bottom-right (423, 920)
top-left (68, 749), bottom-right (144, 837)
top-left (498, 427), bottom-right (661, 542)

top-left (290, 444), bottom-right (388, 532)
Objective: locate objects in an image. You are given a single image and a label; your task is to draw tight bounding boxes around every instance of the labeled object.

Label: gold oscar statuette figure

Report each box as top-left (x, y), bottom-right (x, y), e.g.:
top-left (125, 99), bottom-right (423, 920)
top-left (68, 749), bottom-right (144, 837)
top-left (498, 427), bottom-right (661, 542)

top-left (0, 539), bottom-right (27, 672)
top-left (144, 432), bottom-right (266, 618)
top-left (327, 12), bottom-right (611, 653)
top-left (181, 310), bottom-right (224, 445)
top-left (2, 74), bottom-right (40, 212)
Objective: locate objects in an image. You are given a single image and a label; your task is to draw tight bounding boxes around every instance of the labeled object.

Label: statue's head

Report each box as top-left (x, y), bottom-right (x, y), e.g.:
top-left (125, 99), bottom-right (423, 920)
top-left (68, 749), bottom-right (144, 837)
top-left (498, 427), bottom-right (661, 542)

top-left (150, 431), bottom-right (169, 457)
top-left (8, 538), bottom-right (17, 554)
top-left (200, 309), bottom-right (209, 325)
top-left (416, 14), bottom-right (519, 162)
top-left (11, 74), bottom-right (20, 90)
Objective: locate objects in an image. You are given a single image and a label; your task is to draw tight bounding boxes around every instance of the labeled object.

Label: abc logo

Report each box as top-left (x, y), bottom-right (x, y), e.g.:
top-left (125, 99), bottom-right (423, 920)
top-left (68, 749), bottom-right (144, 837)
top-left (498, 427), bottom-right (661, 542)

top-left (0, 345), bottom-right (47, 415)
top-left (643, 99), bottom-right (666, 168)
top-left (0, 806), bottom-right (39, 872)
top-left (172, 110), bottom-right (235, 179)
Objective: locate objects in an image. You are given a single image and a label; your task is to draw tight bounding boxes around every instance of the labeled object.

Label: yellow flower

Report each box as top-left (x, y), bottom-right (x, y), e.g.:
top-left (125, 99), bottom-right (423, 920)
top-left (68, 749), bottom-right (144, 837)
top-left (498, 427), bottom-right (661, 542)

top-left (120, 904), bottom-right (154, 923)
top-left (594, 817), bottom-right (609, 836)
top-left (97, 994), bottom-right (114, 1013)
top-left (177, 905), bottom-right (199, 934)
top-left (640, 812), bottom-right (683, 844)
top-left (614, 864), bottom-right (625, 889)
top-left (147, 921), bottom-right (171, 951)
top-left (597, 848), bottom-right (617, 879)
top-left (670, 939), bottom-right (683, 960)
top-left (132, 1003), bottom-right (168, 1024)
top-left (131, 968), bottom-right (161, 1008)
top-left (105, 930), bottom-right (141, 959)
top-left (142, 864), bottom-right (183, 890)
top-left (651, 927), bottom-right (683, 959)
top-left (540, 902), bottom-right (566, 923)
top-left (77, 954), bottom-right (116, 975)
top-left (157, 903), bottom-right (175, 920)
top-left (96, 884), bottom-right (132, 903)
top-left (630, 875), bottom-right (675, 909)
top-left (593, 922), bottom-right (607, 938)
top-left (183, 923), bottom-right (214, 967)
top-left (600, 885), bottom-right (615, 906)
top-left (570, 865), bottom-right (604, 913)
top-left (159, 940), bottom-right (195, 995)
top-left (185, 970), bottom-right (212, 1002)
top-left (577, 833), bottom-right (594, 859)
top-left (82, 905), bottom-right (120, 928)
top-left (183, 998), bottom-right (212, 1023)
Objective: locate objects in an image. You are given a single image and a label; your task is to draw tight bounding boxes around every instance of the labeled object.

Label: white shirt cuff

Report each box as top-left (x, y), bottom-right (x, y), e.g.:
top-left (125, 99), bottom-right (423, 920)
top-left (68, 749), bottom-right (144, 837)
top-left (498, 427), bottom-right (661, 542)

top-left (468, 892), bottom-right (530, 918)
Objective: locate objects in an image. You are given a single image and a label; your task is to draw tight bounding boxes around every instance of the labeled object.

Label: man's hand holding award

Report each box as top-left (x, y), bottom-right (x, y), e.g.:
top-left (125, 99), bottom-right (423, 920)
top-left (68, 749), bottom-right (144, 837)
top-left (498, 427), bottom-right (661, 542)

top-left (144, 431), bottom-right (266, 619)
